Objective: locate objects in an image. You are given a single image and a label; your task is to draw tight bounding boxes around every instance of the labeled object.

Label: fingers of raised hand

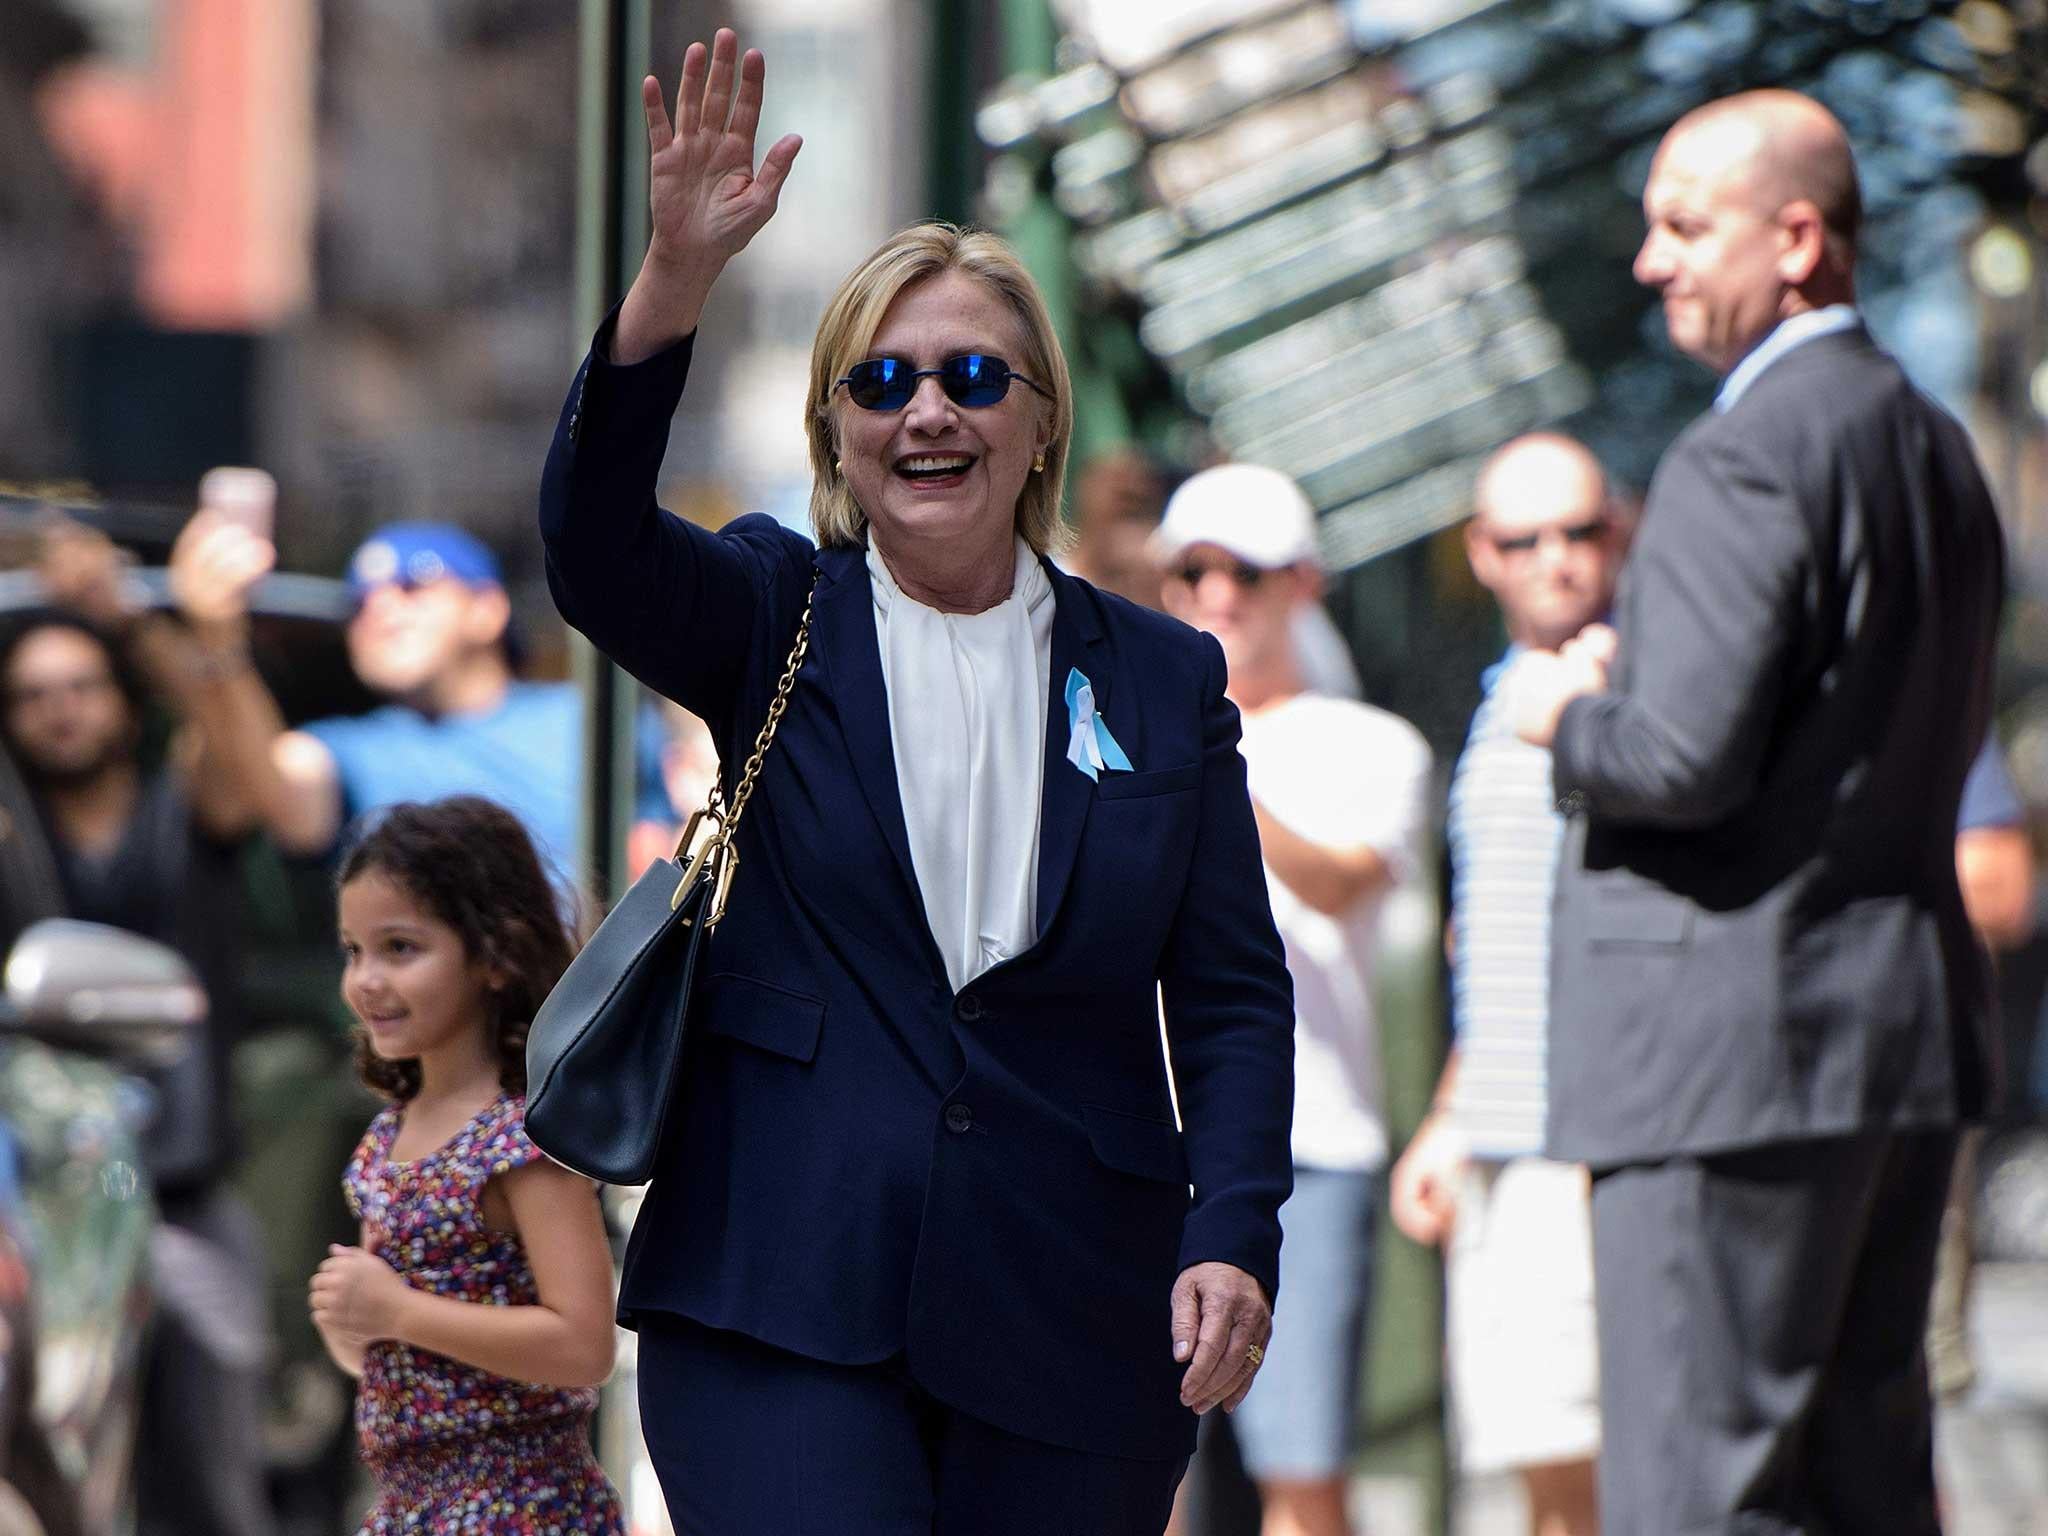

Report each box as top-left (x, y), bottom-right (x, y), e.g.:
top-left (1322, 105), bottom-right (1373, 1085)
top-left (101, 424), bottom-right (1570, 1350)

top-left (753, 133), bottom-right (802, 206)
top-left (675, 40), bottom-right (707, 136)
top-left (641, 75), bottom-right (672, 154)
top-left (172, 518), bottom-right (270, 617)
top-left (725, 47), bottom-right (767, 145)
top-left (701, 28), bottom-right (739, 135)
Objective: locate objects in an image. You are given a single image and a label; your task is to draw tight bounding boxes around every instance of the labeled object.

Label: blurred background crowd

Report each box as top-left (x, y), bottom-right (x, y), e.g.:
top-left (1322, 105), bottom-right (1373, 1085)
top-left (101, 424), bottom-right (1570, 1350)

top-left (2, 0), bottom-right (2048, 1533)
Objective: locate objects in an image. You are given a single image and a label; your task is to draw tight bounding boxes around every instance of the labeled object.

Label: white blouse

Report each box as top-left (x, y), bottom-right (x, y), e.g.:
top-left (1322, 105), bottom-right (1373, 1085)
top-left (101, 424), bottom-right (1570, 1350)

top-left (867, 537), bottom-right (1053, 992)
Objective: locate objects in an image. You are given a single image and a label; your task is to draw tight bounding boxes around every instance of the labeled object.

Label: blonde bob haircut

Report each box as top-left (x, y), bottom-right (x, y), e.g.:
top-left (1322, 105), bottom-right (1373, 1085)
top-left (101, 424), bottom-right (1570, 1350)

top-left (806, 223), bottom-right (1075, 553)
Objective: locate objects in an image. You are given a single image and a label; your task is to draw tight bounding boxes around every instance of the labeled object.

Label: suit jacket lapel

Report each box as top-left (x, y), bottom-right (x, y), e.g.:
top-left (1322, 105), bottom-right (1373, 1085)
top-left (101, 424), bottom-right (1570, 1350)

top-left (810, 544), bottom-right (925, 912)
top-left (1035, 561), bottom-right (1105, 938)
top-left (812, 546), bottom-right (1105, 962)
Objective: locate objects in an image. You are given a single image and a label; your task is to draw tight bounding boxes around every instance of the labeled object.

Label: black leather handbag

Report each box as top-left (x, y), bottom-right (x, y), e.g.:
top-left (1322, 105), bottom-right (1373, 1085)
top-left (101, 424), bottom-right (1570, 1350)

top-left (526, 575), bottom-right (816, 1183)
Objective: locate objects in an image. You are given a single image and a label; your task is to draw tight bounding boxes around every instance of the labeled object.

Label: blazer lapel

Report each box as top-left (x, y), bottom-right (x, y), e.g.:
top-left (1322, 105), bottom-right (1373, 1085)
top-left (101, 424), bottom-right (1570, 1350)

top-left (1035, 562), bottom-right (1106, 938)
top-left (810, 544), bottom-right (925, 911)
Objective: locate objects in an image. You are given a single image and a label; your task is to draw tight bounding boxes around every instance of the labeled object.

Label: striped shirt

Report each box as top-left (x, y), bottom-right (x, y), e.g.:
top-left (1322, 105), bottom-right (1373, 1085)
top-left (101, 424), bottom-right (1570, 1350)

top-left (1444, 648), bottom-right (1562, 1159)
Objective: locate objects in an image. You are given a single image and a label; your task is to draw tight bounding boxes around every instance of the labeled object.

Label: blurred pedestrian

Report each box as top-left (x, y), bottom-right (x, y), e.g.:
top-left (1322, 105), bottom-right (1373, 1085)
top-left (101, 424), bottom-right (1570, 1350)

top-left (1926, 738), bottom-right (2036, 1402)
top-left (1065, 446), bottom-right (1168, 608)
top-left (540, 29), bottom-right (1295, 1532)
top-left (317, 797), bottom-right (622, 1534)
top-left (0, 738), bottom-right (62, 955)
top-left (1954, 740), bottom-right (2034, 957)
top-left (11, 518), bottom-right (274, 1536)
top-left (1391, 433), bottom-right (1623, 1536)
top-left (1158, 463), bottom-right (1433, 1536)
top-left (1064, 447), bottom-right (1363, 699)
top-left (162, 509), bottom-right (667, 884)
top-left (622, 700), bottom-right (720, 881)
top-left (1510, 91), bottom-right (2004, 1534)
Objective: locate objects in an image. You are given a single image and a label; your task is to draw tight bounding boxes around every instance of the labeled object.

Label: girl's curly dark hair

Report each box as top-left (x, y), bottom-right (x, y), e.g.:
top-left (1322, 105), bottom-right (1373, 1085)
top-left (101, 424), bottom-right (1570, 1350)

top-left (336, 796), bottom-right (574, 1102)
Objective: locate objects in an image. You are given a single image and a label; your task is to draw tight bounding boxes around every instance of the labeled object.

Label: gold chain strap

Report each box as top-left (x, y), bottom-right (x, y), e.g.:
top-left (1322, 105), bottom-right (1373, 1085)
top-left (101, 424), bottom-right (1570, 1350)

top-left (672, 571), bottom-right (819, 923)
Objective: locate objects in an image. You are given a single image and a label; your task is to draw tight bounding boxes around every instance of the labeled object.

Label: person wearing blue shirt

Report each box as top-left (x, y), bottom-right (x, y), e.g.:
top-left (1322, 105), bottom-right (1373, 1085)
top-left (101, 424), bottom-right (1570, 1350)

top-left (1956, 738), bottom-right (2033, 951)
top-left (1928, 737), bottom-right (2036, 1399)
top-left (162, 512), bottom-right (666, 886)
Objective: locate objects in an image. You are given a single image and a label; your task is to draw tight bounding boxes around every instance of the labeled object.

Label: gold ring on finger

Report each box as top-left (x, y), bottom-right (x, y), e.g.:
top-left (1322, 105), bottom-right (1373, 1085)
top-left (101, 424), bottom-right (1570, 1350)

top-left (1245, 1342), bottom-right (1264, 1368)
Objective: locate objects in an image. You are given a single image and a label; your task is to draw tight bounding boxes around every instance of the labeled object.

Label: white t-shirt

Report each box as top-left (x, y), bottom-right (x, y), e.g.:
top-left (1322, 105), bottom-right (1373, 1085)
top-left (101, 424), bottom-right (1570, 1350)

top-left (1237, 693), bottom-right (1433, 1173)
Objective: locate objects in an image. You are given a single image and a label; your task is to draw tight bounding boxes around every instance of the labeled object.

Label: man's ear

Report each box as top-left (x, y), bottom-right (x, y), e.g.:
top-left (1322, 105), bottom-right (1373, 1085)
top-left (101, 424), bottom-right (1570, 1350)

top-left (1776, 199), bottom-right (1826, 287)
top-left (464, 584), bottom-right (513, 650)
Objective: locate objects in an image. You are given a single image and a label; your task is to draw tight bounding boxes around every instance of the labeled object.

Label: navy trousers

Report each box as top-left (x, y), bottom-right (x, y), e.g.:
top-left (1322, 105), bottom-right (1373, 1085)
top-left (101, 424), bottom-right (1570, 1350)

top-left (638, 1315), bottom-right (1189, 1535)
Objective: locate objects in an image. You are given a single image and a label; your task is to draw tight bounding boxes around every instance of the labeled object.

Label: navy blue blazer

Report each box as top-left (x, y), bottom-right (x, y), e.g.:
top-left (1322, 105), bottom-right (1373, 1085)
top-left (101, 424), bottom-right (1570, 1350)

top-left (538, 323), bottom-right (1295, 1461)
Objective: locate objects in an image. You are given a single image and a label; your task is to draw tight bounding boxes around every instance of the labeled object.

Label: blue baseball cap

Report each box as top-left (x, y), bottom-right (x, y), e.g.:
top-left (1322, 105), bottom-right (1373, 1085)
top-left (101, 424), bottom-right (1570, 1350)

top-left (347, 523), bottom-right (504, 600)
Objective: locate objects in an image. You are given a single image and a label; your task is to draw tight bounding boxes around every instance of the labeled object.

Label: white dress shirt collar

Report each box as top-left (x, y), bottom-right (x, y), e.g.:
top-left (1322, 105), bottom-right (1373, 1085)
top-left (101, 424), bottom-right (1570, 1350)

top-left (867, 537), bottom-right (1054, 992)
top-left (1715, 304), bottom-right (1861, 413)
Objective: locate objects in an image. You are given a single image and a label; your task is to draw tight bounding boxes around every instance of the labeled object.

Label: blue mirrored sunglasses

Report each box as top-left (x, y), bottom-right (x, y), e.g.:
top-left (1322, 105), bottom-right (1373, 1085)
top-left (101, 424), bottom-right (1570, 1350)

top-left (834, 354), bottom-right (1053, 412)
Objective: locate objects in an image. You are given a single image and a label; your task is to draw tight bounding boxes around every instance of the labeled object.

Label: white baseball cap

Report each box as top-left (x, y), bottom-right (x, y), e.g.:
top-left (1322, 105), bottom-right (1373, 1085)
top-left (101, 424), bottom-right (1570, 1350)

top-left (1153, 463), bottom-right (1321, 570)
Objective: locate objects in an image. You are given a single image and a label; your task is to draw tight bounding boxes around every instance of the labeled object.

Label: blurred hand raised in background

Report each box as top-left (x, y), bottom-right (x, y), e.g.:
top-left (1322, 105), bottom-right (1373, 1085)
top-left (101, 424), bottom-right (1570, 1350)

top-left (168, 509), bottom-right (276, 644)
top-left (35, 514), bottom-right (138, 631)
top-left (615, 27), bottom-right (803, 364)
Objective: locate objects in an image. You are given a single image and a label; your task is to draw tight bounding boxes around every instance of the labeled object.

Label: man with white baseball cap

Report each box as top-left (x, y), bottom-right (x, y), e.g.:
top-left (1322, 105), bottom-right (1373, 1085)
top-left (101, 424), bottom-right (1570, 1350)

top-left (1157, 463), bottom-right (1431, 1536)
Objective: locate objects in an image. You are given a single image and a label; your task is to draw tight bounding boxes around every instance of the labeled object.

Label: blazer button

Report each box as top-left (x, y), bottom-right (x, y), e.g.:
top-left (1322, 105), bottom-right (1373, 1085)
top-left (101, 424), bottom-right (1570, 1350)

top-left (945, 1104), bottom-right (974, 1134)
top-left (955, 994), bottom-right (984, 1022)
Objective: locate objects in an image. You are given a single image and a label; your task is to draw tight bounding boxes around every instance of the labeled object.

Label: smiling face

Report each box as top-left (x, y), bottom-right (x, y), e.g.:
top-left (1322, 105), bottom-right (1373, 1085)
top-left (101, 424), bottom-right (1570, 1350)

top-left (338, 868), bottom-right (497, 1070)
top-left (830, 269), bottom-right (1053, 571)
top-left (1633, 117), bottom-right (1800, 375)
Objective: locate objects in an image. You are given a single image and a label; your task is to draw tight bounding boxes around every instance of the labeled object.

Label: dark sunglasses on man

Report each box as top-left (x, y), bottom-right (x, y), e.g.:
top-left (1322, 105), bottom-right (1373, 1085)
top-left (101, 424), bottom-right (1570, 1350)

top-left (834, 354), bottom-right (1054, 413)
top-left (1172, 558), bottom-right (1270, 590)
top-left (1486, 515), bottom-right (1608, 556)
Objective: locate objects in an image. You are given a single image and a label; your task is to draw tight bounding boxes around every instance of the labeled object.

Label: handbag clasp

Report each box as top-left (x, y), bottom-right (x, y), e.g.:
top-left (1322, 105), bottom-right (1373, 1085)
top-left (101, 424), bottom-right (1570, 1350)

top-left (671, 838), bottom-right (742, 926)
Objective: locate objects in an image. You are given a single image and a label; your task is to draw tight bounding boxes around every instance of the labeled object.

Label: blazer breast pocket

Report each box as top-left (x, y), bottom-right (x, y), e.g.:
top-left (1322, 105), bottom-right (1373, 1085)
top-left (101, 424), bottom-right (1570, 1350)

top-left (698, 972), bottom-right (826, 1062)
top-left (1584, 888), bottom-right (1694, 948)
top-left (1095, 762), bottom-right (1199, 801)
top-left (1081, 1104), bottom-right (1189, 1185)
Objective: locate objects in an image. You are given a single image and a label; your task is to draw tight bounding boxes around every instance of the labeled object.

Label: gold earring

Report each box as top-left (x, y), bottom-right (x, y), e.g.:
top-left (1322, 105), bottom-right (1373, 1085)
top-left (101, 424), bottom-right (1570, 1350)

top-left (834, 459), bottom-right (843, 475)
top-left (1032, 452), bottom-right (1046, 474)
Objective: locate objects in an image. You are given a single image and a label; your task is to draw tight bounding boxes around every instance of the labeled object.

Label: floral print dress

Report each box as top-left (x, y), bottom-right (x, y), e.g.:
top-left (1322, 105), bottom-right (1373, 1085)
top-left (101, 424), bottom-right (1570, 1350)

top-left (343, 1093), bottom-right (624, 1535)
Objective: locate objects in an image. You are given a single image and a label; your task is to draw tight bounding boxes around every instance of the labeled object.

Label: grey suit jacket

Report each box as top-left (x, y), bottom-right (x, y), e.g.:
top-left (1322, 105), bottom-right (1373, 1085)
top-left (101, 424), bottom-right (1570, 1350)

top-left (1546, 328), bottom-right (2004, 1167)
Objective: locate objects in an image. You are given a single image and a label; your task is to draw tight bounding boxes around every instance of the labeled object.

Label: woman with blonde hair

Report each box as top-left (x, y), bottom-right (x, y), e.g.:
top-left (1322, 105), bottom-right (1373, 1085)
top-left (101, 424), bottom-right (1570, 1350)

top-left (539, 29), bottom-right (1294, 1532)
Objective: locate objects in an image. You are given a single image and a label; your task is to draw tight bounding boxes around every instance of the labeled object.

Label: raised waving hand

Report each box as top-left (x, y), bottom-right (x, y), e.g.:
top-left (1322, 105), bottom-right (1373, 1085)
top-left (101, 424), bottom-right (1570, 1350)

top-left (615, 28), bottom-right (802, 364)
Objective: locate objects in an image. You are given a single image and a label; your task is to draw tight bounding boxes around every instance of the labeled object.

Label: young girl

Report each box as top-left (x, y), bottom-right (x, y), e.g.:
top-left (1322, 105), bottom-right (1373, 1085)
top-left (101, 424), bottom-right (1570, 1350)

top-left (310, 796), bottom-right (624, 1535)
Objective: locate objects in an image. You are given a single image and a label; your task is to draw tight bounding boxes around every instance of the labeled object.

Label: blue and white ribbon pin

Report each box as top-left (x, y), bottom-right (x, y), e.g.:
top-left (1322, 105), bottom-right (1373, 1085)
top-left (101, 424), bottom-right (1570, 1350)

top-left (1065, 668), bottom-right (1132, 782)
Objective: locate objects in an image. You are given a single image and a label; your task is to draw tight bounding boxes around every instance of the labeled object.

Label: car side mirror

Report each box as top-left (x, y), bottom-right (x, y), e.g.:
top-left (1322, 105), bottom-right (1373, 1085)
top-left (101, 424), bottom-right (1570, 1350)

top-left (1, 920), bottom-right (204, 1069)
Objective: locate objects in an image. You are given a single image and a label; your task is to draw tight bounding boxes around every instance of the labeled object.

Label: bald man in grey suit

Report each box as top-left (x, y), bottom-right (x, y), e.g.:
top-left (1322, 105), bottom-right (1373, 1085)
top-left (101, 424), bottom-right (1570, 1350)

top-left (1512, 93), bottom-right (2004, 1535)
